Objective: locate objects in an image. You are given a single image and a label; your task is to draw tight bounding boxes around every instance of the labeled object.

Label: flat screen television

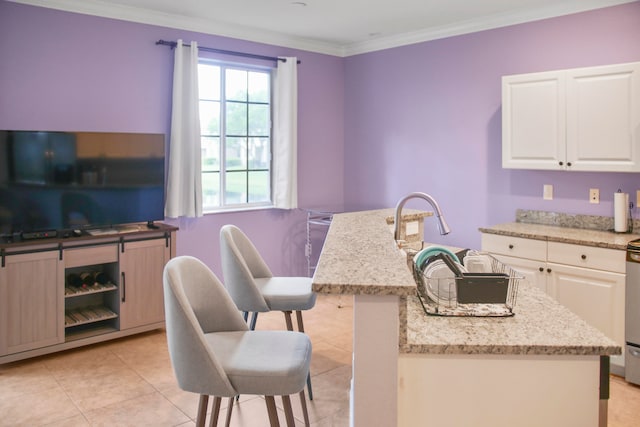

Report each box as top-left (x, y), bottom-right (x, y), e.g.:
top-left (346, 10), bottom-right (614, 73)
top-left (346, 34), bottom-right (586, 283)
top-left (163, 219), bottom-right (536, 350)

top-left (0, 130), bottom-right (165, 240)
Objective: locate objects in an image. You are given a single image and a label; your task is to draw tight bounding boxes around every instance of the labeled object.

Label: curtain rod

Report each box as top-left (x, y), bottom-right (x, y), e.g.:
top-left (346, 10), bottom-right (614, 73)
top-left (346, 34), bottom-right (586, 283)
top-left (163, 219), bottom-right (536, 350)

top-left (155, 40), bottom-right (300, 64)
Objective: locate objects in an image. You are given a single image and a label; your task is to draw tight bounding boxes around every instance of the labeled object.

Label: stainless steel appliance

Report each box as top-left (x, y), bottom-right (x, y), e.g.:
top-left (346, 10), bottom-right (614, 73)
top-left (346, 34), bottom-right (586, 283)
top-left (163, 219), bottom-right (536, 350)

top-left (625, 239), bottom-right (640, 385)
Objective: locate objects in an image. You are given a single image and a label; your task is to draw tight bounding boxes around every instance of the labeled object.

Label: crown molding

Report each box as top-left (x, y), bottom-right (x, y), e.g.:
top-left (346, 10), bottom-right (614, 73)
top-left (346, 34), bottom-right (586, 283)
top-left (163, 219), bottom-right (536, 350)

top-left (342, 0), bottom-right (637, 56)
top-left (8, 0), bottom-right (637, 58)
top-left (7, 0), bottom-right (344, 56)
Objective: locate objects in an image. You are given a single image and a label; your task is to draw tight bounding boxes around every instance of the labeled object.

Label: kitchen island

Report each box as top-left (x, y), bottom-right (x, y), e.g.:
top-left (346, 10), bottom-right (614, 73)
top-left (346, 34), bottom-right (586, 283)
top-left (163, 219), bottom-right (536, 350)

top-left (312, 209), bottom-right (621, 427)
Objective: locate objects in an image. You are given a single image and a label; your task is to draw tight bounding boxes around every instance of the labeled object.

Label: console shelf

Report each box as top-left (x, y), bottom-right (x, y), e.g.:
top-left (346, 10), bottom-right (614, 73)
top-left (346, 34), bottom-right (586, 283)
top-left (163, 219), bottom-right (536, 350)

top-left (65, 306), bottom-right (118, 327)
top-left (64, 283), bottom-right (117, 297)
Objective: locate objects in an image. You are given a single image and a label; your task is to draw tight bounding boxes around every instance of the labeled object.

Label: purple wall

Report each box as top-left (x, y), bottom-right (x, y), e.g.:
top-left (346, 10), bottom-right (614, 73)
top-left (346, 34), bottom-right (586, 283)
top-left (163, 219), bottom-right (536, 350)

top-left (344, 2), bottom-right (640, 249)
top-left (2, 1), bottom-right (640, 275)
top-left (0, 1), bottom-right (344, 276)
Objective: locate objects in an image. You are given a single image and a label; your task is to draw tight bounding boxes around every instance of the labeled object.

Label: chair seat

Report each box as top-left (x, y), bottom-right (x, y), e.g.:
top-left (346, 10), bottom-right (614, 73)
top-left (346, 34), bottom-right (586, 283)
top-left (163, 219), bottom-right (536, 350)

top-left (254, 277), bottom-right (317, 311)
top-left (205, 330), bottom-right (312, 396)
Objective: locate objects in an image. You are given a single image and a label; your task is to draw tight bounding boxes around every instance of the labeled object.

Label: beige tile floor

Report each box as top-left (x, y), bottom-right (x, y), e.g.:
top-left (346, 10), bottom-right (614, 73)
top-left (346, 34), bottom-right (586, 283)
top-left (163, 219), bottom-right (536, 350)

top-left (0, 294), bottom-right (639, 426)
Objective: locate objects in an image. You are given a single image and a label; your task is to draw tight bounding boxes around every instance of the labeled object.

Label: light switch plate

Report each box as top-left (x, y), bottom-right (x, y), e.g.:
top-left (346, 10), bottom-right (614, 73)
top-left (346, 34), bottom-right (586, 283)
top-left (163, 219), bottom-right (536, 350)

top-left (590, 188), bottom-right (599, 204)
top-left (543, 184), bottom-right (553, 200)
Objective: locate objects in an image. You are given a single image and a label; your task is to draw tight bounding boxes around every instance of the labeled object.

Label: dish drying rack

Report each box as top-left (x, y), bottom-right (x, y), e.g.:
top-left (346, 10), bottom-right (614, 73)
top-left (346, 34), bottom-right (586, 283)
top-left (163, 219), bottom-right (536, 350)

top-left (414, 251), bottom-right (521, 317)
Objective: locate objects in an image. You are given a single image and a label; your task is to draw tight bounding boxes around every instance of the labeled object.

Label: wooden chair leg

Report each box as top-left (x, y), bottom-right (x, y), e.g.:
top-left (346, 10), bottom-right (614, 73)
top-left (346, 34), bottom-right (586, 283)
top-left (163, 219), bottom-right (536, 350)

top-left (282, 395), bottom-right (296, 427)
top-left (299, 390), bottom-right (311, 427)
top-left (283, 310), bottom-right (294, 331)
top-left (293, 310), bottom-right (313, 401)
top-left (265, 395), bottom-right (280, 427)
top-left (209, 396), bottom-right (221, 427)
top-left (196, 395), bottom-right (209, 427)
top-left (295, 310), bottom-right (305, 332)
top-left (224, 396), bottom-right (234, 427)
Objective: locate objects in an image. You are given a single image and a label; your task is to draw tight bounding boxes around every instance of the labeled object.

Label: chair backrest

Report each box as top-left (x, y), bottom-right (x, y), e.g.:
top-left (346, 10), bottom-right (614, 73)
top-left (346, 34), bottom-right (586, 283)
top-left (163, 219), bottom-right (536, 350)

top-left (163, 255), bottom-right (248, 397)
top-left (219, 224), bottom-right (272, 312)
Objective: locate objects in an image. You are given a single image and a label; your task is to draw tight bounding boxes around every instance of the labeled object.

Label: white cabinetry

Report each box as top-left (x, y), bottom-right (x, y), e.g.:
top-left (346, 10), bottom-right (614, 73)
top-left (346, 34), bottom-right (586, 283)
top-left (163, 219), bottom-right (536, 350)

top-left (502, 61), bottom-right (640, 171)
top-left (482, 234), bottom-right (625, 350)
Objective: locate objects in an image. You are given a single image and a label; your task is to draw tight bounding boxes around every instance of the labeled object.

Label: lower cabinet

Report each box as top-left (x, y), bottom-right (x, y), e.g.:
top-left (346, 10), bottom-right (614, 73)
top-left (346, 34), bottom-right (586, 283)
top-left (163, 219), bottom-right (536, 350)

top-left (0, 226), bottom-right (176, 363)
top-left (119, 238), bottom-right (170, 330)
top-left (548, 262), bottom-right (625, 347)
top-left (482, 234), bottom-right (625, 350)
top-left (0, 250), bottom-right (64, 355)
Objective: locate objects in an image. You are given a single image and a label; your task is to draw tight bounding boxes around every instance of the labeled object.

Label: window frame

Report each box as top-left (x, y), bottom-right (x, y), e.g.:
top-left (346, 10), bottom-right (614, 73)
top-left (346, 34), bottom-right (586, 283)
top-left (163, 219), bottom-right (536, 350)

top-left (198, 58), bottom-right (274, 213)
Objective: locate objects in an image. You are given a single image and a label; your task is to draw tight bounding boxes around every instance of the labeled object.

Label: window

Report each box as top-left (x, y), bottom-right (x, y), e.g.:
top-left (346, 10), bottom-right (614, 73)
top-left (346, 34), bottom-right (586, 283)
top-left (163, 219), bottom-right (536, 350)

top-left (198, 61), bottom-right (272, 211)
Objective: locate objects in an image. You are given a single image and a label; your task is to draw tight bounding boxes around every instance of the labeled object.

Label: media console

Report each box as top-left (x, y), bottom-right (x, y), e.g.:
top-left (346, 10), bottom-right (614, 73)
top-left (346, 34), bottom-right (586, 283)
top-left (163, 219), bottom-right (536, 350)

top-left (0, 223), bottom-right (177, 363)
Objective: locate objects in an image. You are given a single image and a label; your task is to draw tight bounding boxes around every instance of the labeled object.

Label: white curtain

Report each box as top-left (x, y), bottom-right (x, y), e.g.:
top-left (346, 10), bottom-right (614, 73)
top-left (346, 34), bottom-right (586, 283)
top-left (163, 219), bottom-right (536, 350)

top-left (165, 40), bottom-right (203, 218)
top-left (272, 56), bottom-right (298, 209)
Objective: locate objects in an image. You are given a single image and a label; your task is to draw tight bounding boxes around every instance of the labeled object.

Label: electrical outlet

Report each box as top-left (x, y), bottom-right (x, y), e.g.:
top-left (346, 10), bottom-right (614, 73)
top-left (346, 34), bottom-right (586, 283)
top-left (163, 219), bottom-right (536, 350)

top-left (636, 190), bottom-right (640, 208)
top-left (543, 184), bottom-right (553, 200)
top-left (589, 188), bottom-right (600, 204)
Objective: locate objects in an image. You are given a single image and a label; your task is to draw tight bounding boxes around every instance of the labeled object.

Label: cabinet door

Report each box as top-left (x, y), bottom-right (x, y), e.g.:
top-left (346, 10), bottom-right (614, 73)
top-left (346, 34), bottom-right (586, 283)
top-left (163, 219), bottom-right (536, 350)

top-left (547, 263), bottom-right (624, 346)
top-left (0, 250), bottom-right (64, 355)
top-left (492, 254), bottom-right (547, 294)
top-left (566, 62), bottom-right (640, 172)
top-left (502, 71), bottom-right (566, 170)
top-left (119, 238), bottom-right (169, 330)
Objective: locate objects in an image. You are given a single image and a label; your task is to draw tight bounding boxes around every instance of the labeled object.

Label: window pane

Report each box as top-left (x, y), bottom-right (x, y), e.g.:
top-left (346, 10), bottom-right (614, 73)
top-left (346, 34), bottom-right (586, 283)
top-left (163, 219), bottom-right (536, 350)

top-left (226, 102), bottom-right (247, 136)
top-left (248, 104), bottom-right (269, 136)
top-left (226, 69), bottom-right (247, 101)
top-left (226, 137), bottom-right (246, 171)
top-left (248, 171), bottom-right (270, 203)
top-left (198, 64), bottom-right (220, 100)
top-left (248, 72), bottom-right (269, 103)
top-left (201, 136), bottom-right (219, 171)
top-left (225, 171), bottom-right (246, 204)
top-left (200, 100), bottom-right (220, 135)
top-left (248, 137), bottom-right (270, 170)
top-left (202, 171), bottom-right (220, 207)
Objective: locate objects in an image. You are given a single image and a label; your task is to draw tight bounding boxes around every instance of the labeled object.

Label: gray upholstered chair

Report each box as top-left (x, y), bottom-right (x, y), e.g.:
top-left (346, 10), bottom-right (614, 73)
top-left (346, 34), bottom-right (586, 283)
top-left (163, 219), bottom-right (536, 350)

top-left (219, 224), bottom-right (317, 399)
top-left (163, 255), bottom-right (311, 427)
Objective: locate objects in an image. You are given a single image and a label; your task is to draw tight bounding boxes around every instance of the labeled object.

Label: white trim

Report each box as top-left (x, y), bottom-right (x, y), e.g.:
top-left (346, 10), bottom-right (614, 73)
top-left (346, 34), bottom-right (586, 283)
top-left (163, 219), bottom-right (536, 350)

top-left (7, 0), bottom-right (636, 57)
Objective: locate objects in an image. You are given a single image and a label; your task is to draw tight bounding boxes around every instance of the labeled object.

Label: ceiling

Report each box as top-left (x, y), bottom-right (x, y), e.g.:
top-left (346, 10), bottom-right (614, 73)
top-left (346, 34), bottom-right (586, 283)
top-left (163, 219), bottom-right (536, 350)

top-left (9, 0), bottom-right (636, 56)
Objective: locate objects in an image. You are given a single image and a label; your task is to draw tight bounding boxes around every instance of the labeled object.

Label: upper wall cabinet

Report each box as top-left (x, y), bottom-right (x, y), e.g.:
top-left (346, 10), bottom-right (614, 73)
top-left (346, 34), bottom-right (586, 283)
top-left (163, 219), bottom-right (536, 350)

top-left (502, 62), bottom-right (640, 172)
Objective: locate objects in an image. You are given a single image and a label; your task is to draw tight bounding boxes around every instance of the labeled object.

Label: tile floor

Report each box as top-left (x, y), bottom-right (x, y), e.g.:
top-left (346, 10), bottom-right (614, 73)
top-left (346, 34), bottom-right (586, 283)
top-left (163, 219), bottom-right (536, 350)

top-left (0, 294), bottom-right (639, 426)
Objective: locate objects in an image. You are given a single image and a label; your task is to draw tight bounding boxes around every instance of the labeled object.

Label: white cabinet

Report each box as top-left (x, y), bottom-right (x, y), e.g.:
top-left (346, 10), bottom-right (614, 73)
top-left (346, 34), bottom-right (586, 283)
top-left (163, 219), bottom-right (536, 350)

top-left (546, 241), bottom-right (625, 348)
top-left (502, 61), bottom-right (640, 172)
top-left (482, 234), bottom-right (625, 350)
top-left (481, 234), bottom-right (548, 292)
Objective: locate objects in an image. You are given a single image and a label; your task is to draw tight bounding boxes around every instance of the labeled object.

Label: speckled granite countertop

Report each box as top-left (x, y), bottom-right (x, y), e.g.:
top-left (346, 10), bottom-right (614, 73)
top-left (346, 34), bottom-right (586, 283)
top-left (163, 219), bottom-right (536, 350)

top-left (313, 209), bottom-right (621, 356)
top-left (312, 209), bottom-right (417, 296)
top-left (479, 222), bottom-right (640, 251)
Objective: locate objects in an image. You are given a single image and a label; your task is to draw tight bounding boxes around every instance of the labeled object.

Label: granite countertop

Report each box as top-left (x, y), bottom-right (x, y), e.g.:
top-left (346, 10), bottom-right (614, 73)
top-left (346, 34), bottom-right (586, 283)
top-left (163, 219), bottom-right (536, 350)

top-left (312, 209), bottom-right (418, 296)
top-left (479, 221), bottom-right (640, 251)
top-left (313, 208), bottom-right (621, 356)
top-left (401, 288), bottom-right (620, 355)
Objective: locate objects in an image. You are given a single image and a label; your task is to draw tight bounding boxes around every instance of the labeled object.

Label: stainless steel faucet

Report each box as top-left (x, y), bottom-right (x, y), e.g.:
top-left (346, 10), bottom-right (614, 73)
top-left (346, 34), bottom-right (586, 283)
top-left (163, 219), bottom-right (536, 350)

top-left (394, 192), bottom-right (451, 241)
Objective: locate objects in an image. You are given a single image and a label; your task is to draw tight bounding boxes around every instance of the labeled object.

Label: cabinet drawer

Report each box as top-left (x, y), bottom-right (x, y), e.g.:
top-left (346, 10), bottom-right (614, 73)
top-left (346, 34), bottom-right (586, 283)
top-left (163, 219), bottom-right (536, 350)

top-left (64, 245), bottom-right (118, 268)
top-left (481, 234), bottom-right (546, 261)
top-left (547, 241), bottom-right (625, 273)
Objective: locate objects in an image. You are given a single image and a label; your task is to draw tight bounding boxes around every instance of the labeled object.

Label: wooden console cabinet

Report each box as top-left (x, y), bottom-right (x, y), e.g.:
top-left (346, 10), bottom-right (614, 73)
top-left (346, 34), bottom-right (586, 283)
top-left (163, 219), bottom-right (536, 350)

top-left (0, 224), bottom-right (177, 363)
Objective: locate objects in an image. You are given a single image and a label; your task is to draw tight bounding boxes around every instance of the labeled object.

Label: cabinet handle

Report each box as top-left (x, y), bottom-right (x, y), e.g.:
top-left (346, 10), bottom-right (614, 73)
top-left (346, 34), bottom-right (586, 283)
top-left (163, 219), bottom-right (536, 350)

top-left (121, 272), bottom-right (126, 302)
top-left (559, 161), bottom-right (564, 166)
top-left (508, 244), bottom-right (514, 249)
top-left (567, 162), bottom-right (572, 167)
top-left (547, 268), bottom-right (552, 273)
top-left (539, 267), bottom-right (544, 272)
top-left (581, 254), bottom-right (587, 260)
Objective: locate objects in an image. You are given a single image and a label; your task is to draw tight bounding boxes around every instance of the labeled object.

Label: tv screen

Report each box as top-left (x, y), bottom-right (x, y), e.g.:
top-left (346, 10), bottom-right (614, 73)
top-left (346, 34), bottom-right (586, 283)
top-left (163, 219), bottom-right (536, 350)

top-left (0, 130), bottom-right (165, 239)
